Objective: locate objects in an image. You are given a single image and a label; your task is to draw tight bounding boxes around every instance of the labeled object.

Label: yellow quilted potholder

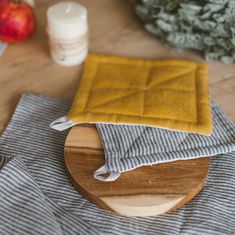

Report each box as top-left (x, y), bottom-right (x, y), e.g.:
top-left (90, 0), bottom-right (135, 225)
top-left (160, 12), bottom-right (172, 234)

top-left (52, 54), bottom-right (213, 135)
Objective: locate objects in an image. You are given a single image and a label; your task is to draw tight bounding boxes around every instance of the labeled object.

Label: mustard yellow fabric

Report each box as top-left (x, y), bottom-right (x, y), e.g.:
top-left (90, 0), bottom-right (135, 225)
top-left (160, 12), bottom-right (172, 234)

top-left (68, 54), bottom-right (213, 135)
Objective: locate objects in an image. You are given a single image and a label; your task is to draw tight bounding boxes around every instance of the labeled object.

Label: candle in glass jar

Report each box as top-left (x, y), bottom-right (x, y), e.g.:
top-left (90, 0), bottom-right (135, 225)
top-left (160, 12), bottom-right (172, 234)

top-left (47, 2), bottom-right (88, 66)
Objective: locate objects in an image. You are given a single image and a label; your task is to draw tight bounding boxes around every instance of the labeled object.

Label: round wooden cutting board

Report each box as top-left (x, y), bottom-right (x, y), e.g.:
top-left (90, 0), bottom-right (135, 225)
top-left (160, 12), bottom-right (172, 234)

top-left (64, 125), bottom-right (211, 216)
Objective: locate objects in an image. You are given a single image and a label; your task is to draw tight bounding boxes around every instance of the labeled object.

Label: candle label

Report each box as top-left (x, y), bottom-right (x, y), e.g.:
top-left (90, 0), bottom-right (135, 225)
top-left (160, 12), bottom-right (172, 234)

top-left (48, 32), bottom-right (88, 62)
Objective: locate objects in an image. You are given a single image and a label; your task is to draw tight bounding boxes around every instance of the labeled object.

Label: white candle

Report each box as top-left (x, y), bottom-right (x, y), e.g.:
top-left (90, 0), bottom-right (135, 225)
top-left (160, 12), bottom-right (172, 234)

top-left (24, 0), bottom-right (35, 7)
top-left (47, 2), bottom-right (88, 66)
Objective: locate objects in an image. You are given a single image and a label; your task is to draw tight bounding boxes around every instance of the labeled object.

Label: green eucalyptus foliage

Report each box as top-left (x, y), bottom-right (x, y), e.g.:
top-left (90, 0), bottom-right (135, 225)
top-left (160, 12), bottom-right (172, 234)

top-left (134, 0), bottom-right (235, 63)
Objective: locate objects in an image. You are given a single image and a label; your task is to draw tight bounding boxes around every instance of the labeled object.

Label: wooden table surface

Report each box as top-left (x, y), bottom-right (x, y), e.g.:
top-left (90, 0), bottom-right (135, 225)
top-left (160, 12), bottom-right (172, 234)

top-left (0, 0), bottom-right (235, 133)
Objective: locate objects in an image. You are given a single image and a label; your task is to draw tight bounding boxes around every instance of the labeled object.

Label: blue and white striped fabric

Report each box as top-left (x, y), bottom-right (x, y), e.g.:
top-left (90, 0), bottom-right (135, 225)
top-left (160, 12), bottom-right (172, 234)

top-left (0, 94), bottom-right (235, 235)
top-left (96, 102), bottom-right (235, 179)
top-left (0, 157), bottom-right (100, 235)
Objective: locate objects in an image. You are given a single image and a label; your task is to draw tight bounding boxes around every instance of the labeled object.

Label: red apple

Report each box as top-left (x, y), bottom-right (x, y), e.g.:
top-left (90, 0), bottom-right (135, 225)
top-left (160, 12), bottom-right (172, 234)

top-left (0, 0), bottom-right (36, 43)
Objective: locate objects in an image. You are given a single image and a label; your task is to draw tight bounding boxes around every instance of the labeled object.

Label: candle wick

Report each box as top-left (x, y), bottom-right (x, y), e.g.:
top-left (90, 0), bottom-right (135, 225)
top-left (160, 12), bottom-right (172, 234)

top-left (65, 4), bottom-right (72, 13)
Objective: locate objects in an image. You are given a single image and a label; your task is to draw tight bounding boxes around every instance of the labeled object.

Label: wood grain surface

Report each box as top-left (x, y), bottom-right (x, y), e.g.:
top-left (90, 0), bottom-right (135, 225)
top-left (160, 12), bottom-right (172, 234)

top-left (0, 0), bottom-right (235, 133)
top-left (64, 125), bottom-right (211, 216)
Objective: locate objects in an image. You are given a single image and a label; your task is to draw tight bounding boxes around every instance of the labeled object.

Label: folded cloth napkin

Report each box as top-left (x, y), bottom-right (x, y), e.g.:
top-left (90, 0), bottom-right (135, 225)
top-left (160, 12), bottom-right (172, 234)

top-left (95, 101), bottom-right (235, 181)
top-left (50, 54), bottom-right (213, 135)
top-left (1, 94), bottom-right (235, 235)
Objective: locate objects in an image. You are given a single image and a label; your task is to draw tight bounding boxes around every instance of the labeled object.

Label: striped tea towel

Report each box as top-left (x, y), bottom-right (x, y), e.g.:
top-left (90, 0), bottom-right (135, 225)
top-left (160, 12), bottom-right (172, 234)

top-left (95, 102), bottom-right (235, 181)
top-left (0, 94), bottom-right (235, 235)
top-left (0, 157), bottom-right (101, 235)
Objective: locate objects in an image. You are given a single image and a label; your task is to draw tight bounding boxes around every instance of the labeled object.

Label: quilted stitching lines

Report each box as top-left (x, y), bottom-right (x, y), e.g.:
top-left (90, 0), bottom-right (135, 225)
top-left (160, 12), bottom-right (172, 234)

top-left (69, 55), bottom-right (212, 135)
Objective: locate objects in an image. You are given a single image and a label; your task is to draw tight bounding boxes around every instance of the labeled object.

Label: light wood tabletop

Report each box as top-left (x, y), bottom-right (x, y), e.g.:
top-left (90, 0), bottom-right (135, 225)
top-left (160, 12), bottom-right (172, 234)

top-left (0, 0), bottom-right (235, 133)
